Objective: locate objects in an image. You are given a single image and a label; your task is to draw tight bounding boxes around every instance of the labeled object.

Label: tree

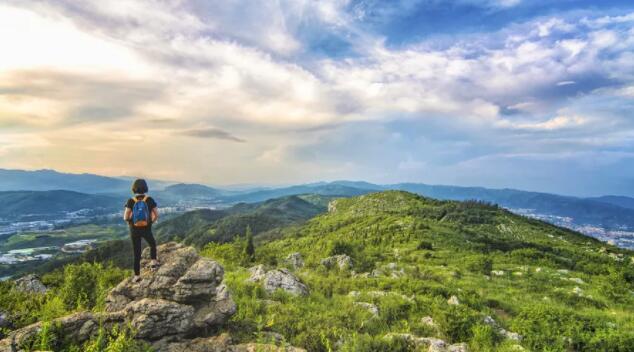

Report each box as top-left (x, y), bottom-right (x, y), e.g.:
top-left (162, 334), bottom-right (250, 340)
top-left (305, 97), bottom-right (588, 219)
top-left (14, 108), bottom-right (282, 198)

top-left (244, 225), bottom-right (255, 262)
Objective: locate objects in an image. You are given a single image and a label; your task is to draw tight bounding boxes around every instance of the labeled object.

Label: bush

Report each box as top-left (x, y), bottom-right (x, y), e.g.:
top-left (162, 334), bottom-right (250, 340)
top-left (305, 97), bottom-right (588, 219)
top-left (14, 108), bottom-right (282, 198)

top-left (58, 263), bottom-right (127, 311)
top-left (340, 333), bottom-right (412, 352)
top-left (417, 241), bottom-right (433, 251)
top-left (82, 325), bottom-right (152, 352)
top-left (511, 304), bottom-right (591, 351)
top-left (467, 256), bottom-right (493, 275)
top-left (469, 324), bottom-right (497, 351)
top-left (330, 240), bottom-right (355, 257)
top-left (432, 301), bottom-right (479, 343)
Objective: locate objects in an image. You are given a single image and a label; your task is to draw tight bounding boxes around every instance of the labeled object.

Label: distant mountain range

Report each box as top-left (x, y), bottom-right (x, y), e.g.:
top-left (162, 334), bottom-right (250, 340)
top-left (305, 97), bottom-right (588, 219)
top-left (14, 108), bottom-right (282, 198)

top-left (0, 169), bottom-right (171, 194)
top-left (0, 190), bottom-right (121, 219)
top-left (3, 168), bottom-right (634, 236)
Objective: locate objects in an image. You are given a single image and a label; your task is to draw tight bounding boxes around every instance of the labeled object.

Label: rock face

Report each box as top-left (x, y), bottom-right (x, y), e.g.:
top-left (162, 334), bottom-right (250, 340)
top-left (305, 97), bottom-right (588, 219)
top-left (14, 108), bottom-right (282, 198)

top-left (320, 255), bottom-right (353, 270)
top-left (0, 242), bottom-right (237, 352)
top-left (13, 275), bottom-right (46, 294)
top-left (263, 269), bottom-right (309, 296)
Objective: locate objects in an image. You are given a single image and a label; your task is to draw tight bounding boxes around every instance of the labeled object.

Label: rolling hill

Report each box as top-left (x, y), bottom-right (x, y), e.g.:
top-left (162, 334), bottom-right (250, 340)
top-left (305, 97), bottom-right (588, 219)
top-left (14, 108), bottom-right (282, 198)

top-left (154, 195), bottom-right (327, 247)
top-left (205, 191), bottom-right (634, 351)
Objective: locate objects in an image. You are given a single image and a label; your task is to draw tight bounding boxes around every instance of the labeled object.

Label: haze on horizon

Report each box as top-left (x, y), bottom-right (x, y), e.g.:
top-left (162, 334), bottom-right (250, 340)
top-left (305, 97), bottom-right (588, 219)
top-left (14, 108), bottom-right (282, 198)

top-left (1, 0), bottom-right (634, 197)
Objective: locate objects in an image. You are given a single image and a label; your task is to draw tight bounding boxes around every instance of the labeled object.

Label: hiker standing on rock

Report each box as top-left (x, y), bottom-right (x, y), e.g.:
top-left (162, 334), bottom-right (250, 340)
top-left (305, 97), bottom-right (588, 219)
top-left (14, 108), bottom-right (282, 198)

top-left (123, 179), bottom-right (160, 282)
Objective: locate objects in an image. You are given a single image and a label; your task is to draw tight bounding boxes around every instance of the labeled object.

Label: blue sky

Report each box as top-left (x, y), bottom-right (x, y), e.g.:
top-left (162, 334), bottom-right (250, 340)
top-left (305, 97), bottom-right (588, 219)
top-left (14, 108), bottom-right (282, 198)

top-left (1, 0), bottom-right (634, 196)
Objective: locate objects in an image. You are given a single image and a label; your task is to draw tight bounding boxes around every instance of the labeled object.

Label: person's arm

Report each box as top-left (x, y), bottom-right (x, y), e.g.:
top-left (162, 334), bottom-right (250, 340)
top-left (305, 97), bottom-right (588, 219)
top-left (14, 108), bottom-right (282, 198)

top-left (151, 207), bottom-right (159, 223)
top-left (123, 207), bottom-right (132, 222)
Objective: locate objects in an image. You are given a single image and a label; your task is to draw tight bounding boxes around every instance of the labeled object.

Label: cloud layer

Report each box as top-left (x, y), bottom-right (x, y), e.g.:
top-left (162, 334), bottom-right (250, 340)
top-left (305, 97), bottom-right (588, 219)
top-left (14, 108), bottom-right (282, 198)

top-left (1, 0), bottom-right (633, 195)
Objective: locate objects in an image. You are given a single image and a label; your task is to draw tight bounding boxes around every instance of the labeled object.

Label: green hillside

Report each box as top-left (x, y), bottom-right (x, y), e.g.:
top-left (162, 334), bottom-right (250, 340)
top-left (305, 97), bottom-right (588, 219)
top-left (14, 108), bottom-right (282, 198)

top-left (2, 191), bottom-right (633, 351)
top-left (155, 195), bottom-right (326, 247)
top-left (202, 191), bottom-right (634, 351)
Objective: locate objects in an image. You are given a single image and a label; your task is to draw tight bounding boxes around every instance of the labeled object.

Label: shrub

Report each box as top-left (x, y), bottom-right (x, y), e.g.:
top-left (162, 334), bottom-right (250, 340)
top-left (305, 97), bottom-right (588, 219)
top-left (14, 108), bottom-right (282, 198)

top-left (469, 324), bottom-right (497, 351)
top-left (330, 240), bottom-right (355, 257)
top-left (340, 333), bottom-right (412, 352)
top-left (417, 241), bottom-right (433, 251)
top-left (467, 256), bottom-right (493, 275)
top-left (432, 301), bottom-right (479, 343)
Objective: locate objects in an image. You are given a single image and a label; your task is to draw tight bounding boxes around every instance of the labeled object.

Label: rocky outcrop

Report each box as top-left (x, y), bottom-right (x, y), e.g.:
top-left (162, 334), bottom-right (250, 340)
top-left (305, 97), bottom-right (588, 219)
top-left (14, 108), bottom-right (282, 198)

top-left (320, 255), bottom-right (352, 270)
top-left (0, 242), bottom-right (237, 352)
top-left (263, 269), bottom-right (309, 296)
top-left (247, 265), bottom-right (309, 296)
top-left (14, 275), bottom-right (46, 294)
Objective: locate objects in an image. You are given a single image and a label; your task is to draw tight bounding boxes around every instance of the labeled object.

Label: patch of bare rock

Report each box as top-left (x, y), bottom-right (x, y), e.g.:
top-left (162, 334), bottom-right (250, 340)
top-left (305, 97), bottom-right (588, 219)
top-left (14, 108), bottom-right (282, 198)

top-left (247, 265), bottom-right (309, 296)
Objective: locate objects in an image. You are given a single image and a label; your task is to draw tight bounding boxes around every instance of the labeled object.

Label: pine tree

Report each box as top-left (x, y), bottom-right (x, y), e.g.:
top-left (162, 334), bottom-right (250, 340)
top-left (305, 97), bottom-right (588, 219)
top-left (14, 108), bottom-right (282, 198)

top-left (244, 225), bottom-right (255, 261)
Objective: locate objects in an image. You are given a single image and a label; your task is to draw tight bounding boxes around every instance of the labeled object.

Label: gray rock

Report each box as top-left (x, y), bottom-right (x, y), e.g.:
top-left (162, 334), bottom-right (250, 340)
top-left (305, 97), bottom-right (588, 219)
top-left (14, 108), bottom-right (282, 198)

top-left (421, 316), bottom-right (436, 327)
top-left (483, 315), bottom-right (522, 342)
top-left (320, 255), bottom-right (353, 270)
top-left (0, 312), bottom-right (8, 329)
top-left (259, 331), bottom-right (285, 344)
top-left (447, 295), bottom-right (460, 305)
top-left (285, 253), bottom-right (304, 269)
top-left (247, 264), bottom-right (267, 283)
top-left (263, 269), bottom-right (309, 296)
top-left (106, 243), bottom-right (223, 311)
top-left (14, 274), bottom-right (47, 294)
top-left (193, 284), bottom-right (237, 328)
top-left (124, 298), bottom-right (195, 340)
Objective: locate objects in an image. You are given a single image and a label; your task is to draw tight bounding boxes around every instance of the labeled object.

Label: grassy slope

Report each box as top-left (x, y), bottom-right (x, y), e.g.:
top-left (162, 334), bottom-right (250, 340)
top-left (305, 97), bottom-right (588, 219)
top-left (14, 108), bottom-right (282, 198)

top-left (155, 195), bottom-right (326, 247)
top-left (203, 191), bottom-right (634, 351)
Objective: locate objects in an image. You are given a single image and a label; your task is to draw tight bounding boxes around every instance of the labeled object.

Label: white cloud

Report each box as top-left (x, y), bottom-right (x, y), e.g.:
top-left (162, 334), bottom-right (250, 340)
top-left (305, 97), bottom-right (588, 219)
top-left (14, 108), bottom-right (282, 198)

top-left (497, 114), bottom-right (588, 131)
top-left (1, 1), bottom-right (634, 185)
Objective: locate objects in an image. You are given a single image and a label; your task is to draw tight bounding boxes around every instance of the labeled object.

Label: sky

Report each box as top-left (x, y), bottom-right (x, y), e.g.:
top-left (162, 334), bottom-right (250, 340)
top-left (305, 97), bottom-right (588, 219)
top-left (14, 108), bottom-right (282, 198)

top-left (1, 0), bottom-right (634, 196)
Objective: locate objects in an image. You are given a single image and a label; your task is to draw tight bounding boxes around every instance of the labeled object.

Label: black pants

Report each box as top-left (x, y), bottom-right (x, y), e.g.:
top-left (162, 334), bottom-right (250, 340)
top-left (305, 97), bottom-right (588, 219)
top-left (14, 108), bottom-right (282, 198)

top-left (130, 230), bottom-right (157, 275)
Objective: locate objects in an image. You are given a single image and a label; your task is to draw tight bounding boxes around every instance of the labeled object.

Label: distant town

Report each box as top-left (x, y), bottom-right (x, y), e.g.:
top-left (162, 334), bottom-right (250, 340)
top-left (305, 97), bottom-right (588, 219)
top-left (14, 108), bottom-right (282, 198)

top-left (511, 208), bottom-right (634, 250)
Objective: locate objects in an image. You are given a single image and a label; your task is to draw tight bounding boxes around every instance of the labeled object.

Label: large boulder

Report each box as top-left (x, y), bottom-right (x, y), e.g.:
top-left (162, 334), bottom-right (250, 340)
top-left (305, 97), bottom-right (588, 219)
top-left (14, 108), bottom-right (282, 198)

top-left (14, 275), bottom-right (46, 294)
top-left (263, 269), bottom-right (309, 296)
top-left (0, 242), bottom-right (236, 352)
